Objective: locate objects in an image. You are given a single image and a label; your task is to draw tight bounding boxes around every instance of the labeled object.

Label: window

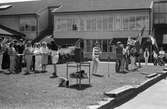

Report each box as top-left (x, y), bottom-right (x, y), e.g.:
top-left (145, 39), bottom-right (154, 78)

top-left (86, 40), bottom-right (92, 52)
top-left (54, 14), bottom-right (149, 32)
top-left (129, 16), bottom-right (136, 30)
top-left (86, 39), bottom-right (115, 53)
top-left (72, 24), bottom-right (78, 31)
top-left (31, 26), bottom-right (36, 31)
top-left (20, 17), bottom-right (36, 32)
top-left (103, 40), bottom-right (107, 52)
top-left (20, 24), bottom-right (36, 32)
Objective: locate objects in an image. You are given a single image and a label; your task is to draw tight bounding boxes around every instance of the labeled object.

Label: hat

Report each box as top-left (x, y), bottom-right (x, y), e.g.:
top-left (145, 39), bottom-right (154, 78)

top-left (42, 41), bottom-right (47, 45)
top-left (117, 41), bottom-right (122, 44)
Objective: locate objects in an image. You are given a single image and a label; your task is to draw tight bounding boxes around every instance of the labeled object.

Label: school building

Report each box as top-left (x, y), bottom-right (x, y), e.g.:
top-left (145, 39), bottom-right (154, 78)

top-left (0, 0), bottom-right (53, 40)
top-left (52, 0), bottom-right (153, 60)
top-left (153, 0), bottom-right (167, 50)
top-left (0, 0), bottom-right (167, 59)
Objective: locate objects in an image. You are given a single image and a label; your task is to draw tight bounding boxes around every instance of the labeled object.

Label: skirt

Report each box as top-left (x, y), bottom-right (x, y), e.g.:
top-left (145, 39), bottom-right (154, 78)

top-left (41, 54), bottom-right (48, 65)
top-left (52, 51), bottom-right (59, 64)
top-left (1, 51), bottom-right (10, 69)
top-left (35, 55), bottom-right (42, 71)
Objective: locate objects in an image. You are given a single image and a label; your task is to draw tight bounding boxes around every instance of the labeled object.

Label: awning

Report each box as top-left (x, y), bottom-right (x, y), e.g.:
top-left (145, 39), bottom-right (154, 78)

top-left (54, 38), bottom-right (82, 47)
top-left (0, 28), bottom-right (12, 35)
top-left (112, 37), bottom-right (149, 45)
top-left (0, 24), bottom-right (25, 40)
top-left (112, 38), bottom-right (128, 44)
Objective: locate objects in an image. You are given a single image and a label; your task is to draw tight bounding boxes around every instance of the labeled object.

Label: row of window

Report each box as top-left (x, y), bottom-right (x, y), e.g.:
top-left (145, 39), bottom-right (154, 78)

top-left (85, 39), bottom-right (114, 52)
top-left (20, 25), bottom-right (36, 32)
top-left (154, 13), bottom-right (167, 24)
top-left (54, 15), bottom-right (149, 32)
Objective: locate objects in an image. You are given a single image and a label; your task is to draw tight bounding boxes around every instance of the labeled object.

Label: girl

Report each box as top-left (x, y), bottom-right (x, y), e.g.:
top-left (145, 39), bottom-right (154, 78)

top-left (144, 48), bottom-right (149, 65)
top-left (92, 42), bottom-right (102, 74)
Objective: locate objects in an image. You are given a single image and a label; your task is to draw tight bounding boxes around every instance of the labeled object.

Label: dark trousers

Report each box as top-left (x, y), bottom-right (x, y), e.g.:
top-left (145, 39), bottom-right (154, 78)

top-left (115, 59), bottom-right (121, 72)
top-left (31, 55), bottom-right (35, 71)
top-left (153, 58), bottom-right (158, 66)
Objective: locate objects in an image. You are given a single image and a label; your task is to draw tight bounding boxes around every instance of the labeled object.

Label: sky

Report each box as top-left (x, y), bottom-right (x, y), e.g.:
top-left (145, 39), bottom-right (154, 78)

top-left (0, 0), bottom-right (40, 3)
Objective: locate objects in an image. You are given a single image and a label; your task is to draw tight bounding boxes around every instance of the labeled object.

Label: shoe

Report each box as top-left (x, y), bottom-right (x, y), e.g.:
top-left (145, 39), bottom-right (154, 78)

top-left (50, 73), bottom-right (58, 78)
top-left (24, 72), bottom-right (30, 75)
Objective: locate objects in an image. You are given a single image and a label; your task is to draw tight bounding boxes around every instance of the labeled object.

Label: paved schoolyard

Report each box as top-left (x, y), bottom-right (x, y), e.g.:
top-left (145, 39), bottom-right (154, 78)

top-left (0, 61), bottom-right (165, 109)
top-left (116, 79), bottom-right (167, 109)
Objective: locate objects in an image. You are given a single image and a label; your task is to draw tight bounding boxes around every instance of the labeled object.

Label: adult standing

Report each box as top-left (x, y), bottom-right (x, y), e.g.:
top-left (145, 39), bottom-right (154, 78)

top-left (137, 48), bottom-right (143, 68)
top-left (14, 41), bottom-right (24, 73)
top-left (23, 42), bottom-right (33, 75)
top-left (115, 41), bottom-right (123, 73)
top-left (153, 50), bottom-right (158, 66)
top-left (8, 42), bottom-right (17, 74)
top-left (1, 38), bottom-right (10, 70)
top-left (34, 43), bottom-right (42, 72)
top-left (159, 47), bottom-right (165, 66)
top-left (129, 47), bottom-right (137, 70)
top-left (144, 48), bottom-right (150, 65)
top-left (41, 42), bottom-right (50, 72)
top-left (92, 42), bottom-right (102, 75)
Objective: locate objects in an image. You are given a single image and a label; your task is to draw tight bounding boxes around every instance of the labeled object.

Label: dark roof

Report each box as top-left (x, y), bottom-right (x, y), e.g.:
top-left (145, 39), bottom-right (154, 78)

top-left (0, 24), bottom-right (25, 39)
top-left (0, 0), bottom-right (48, 15)
top-left (54, 0), bottom-right (153, 13)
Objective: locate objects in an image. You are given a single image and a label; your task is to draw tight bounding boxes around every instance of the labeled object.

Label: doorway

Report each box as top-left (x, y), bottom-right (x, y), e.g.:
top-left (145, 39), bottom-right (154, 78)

top-left (154, 24), bottom-right (167, 51)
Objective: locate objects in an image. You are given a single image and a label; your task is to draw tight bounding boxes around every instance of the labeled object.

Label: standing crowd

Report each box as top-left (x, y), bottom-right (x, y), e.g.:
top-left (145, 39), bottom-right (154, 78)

top-left (0, 37), bottom-right (59, 77)
top-left (91, 38), bottom-right (166, 74)
top-left (0, 37), bottom-right (166, 77)
top-left (115, 38), bottom-right (166, 73)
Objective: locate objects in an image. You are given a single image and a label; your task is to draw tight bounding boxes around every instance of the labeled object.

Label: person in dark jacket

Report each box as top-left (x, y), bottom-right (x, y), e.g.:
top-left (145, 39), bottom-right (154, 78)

top-left (115, 41), bottom-right (123, 73)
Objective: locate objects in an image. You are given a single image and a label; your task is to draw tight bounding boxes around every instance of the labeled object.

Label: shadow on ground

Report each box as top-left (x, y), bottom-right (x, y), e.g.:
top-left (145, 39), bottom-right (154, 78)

top-left (69, 84), bottom-right (92, 91)
top-left (110, 74), bottom-right (167, 109)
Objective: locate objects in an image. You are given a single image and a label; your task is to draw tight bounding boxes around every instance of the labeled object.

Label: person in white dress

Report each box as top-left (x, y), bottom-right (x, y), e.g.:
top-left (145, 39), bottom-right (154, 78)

top-left (40, 42), bottom-right (50, 72)
top-left (8, 42), bottom-right (17, 74)
top-left (159, 47), bottom-right (165, 66)
top-left (144, 48), bottom-right (149, 65)
top-left (23, 42), bottom-right (33, 75)
top-left (33, 43), bottom-right (42, 72)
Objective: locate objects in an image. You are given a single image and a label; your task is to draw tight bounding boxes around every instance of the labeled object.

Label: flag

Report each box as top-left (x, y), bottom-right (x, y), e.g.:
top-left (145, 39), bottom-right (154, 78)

top-left (75, 39), bottom-right (81, 47)
top-left (149, 35), bottom-right (158, 49)
top-left (137, 26), bottom-right (145, 45)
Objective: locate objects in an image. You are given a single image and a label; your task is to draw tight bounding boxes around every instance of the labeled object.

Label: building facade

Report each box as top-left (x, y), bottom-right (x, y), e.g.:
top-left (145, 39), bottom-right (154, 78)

top-left (153, 0), bottom-right (167, 50)
top-left (52, 0), bottom-right (152, 60)
top-left (0, 0), bottom-right (49, 40)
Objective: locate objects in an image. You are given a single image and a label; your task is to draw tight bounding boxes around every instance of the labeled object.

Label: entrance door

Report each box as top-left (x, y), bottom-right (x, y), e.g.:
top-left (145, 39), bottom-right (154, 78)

top-left (154, 24), bottom-right (167, 50)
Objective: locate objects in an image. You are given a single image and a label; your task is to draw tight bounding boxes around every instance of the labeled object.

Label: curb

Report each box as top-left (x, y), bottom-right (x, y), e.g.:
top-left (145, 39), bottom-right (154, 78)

top-left (87, 71), bottom-right (167, 109)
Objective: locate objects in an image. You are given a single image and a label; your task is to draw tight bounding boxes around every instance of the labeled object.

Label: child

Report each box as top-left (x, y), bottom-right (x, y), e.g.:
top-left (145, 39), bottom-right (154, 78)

top-left (92, 42), bottom-right (102, 74)
top-left (144, 48), bottom-right (149, 65)
top-left (51, 48), bottom-right (59, 77)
